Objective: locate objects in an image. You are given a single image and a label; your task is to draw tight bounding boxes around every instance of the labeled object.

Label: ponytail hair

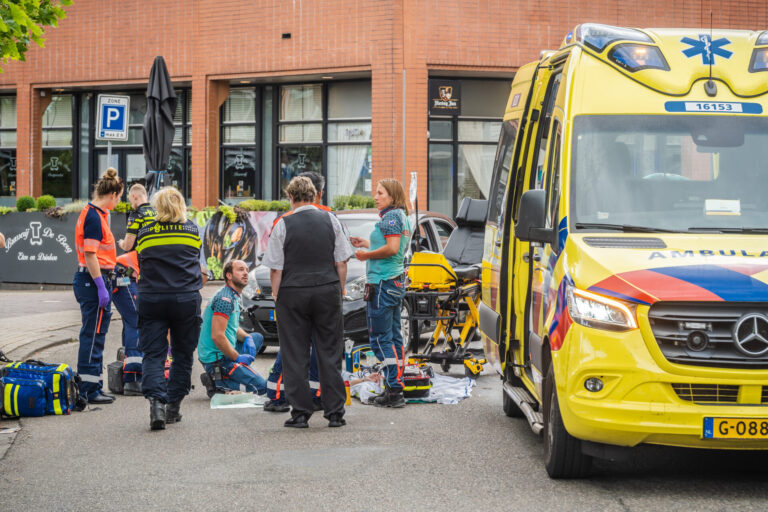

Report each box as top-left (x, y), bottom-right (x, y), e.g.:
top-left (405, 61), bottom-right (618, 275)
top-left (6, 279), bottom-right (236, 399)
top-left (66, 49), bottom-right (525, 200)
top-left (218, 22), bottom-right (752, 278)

top-left (94, 167), bottom-right (124, 199)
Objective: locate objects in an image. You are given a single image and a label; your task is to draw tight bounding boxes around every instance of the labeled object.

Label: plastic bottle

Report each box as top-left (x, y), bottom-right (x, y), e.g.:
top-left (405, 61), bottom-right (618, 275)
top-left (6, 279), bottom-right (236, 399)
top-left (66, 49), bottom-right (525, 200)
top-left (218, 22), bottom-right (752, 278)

top-left (344, 380), bottom-right (351, 405)
top-left (365, 350), bottom-right (376, 368)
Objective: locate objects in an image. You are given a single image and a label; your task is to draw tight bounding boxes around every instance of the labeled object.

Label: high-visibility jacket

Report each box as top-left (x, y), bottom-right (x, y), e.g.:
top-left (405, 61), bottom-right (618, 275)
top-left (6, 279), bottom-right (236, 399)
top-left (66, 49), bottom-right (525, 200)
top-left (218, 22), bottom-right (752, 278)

top-left (75, 203), bottom-right (116, 270)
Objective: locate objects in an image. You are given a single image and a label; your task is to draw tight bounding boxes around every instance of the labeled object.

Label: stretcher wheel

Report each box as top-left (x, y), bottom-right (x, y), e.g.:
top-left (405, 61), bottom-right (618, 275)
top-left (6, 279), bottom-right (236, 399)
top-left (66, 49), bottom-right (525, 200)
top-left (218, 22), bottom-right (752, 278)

top-left (401, 301), bottom-right (420, 355)
top-left (440, 360), bottom-right (451, 373)
top-left (464, 366), bottom-right (477, 379)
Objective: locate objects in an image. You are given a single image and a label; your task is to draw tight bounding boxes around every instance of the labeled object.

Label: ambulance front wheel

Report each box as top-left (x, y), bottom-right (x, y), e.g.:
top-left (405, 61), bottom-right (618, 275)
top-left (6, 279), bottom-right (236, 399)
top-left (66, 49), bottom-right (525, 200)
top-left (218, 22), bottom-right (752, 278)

top-left (543, 363), bottom-right (592, 479)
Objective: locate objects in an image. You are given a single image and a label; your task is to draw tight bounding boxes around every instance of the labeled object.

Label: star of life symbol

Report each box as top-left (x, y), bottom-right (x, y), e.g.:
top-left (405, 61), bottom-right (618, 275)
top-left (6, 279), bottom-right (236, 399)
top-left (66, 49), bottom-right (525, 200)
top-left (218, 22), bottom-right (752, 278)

top-left (681, 34), bottom-right (733, 65)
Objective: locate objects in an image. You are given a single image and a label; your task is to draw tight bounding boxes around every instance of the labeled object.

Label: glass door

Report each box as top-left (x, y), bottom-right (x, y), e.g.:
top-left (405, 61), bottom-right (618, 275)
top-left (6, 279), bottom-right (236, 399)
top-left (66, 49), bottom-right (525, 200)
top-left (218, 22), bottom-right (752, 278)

top-left (94, 148), bottom-right (145, 199)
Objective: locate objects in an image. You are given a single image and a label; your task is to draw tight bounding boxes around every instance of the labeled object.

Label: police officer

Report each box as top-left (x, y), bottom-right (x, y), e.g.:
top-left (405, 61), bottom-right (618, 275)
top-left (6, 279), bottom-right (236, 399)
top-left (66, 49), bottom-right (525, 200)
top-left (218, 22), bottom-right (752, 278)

top-left (111, 250), bottom-right (142, 395)
top-left (118, 183), bottom-right (155, 252)
top-left (262, 176), bottom-right (353, 428)
top-left (73, 167), bottom-right (123, 404)
top-left (136, 187), bottom-right (205, 431)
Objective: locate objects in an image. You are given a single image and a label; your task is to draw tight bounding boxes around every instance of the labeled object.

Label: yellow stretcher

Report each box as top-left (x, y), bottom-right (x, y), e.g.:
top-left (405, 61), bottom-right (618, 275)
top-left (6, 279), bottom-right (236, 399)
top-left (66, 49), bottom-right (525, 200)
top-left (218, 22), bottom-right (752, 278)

top-left (404, 198), bottom-right (488, 378)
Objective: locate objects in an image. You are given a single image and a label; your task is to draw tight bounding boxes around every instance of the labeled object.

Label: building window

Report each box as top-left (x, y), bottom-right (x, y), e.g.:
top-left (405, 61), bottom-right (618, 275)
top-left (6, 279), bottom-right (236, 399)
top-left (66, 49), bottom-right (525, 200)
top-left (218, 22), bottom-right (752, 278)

top-left (42, 94), bottom-right (74, 199)
top-left (427, 79), bottom-right (510, 215)
top-left (221, 88), bottom-right (260, 201)
top-left (220, 81), bottom-right (371, 204)
top-left (278, 84), bottom-right (323, 197)
top-left (326, 81), bottom-right (371, 200)
top-left (0, 96), bottom-right (17, 204)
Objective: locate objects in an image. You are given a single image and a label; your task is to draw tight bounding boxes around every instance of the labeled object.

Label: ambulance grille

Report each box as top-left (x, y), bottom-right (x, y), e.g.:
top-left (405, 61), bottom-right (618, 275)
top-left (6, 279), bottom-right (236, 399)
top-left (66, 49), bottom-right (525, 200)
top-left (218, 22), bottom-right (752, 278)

top-left (583, 237), bottom-right (666, 249)
top-left (648, 302), bottom-right (768, 369)
top-left (672, 383), bottom-right (739, 403)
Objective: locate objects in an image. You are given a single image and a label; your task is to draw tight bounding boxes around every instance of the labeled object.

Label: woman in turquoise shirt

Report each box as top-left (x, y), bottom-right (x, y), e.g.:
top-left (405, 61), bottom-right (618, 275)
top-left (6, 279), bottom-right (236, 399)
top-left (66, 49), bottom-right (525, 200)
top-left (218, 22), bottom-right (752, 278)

top-left (350, 179), bottom-right (411, 408)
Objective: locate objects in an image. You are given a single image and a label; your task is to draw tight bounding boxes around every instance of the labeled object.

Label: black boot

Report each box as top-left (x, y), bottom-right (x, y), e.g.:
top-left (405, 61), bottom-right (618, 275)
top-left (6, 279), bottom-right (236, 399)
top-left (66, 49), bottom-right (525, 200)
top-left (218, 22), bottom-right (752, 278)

top-left (373, 390), bottom-right (405, 408)
top-left (123, 381), bottom-right (142, 396)
top-left (166, 401), bottom-right (182, 424)
top-left (149, 398), bottom-right (166, 430)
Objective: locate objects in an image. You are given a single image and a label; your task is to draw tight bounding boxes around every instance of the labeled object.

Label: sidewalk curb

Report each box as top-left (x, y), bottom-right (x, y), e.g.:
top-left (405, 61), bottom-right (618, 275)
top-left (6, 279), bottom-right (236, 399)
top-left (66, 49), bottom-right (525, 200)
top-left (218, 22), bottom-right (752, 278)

top-left (5, 336), bottom-right (77, 362)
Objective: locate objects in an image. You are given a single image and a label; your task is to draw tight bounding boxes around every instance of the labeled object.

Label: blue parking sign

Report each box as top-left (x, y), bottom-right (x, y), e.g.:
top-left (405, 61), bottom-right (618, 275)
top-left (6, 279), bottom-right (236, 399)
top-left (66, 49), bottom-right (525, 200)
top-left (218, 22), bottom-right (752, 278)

top-left (96, 94), bottom-right (130, 141)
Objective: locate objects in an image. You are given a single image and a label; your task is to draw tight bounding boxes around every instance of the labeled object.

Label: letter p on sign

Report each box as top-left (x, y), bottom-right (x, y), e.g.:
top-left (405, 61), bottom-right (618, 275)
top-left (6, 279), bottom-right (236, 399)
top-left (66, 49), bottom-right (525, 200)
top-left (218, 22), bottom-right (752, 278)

top-left (106, 107), bottom-right (120, 128)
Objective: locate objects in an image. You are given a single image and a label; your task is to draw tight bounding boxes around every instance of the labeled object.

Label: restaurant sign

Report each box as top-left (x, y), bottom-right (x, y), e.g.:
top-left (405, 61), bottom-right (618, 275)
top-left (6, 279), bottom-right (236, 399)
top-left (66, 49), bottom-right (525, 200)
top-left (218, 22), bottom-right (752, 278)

top-left (429, 79), bottom-right (461, 116)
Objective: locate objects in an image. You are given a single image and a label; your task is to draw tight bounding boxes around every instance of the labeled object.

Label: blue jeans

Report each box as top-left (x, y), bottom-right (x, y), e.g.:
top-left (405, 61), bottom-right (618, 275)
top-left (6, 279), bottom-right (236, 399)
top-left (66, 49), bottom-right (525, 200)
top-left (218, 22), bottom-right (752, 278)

top-left (203, 337), bottom-right (267, 394)
top-left (366, 275), bottom-right (406, 391)
top-left (111, 279), bottom-right (142, 383)
top-left (138, 291), bottom-right (202, 403)
top-left (73, 271), bottom-right (112, 398)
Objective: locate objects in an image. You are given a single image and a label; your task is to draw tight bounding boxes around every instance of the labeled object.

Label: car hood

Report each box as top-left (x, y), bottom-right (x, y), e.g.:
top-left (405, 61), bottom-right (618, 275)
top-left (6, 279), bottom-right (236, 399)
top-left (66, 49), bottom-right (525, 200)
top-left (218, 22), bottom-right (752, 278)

top-left (252, 258), bottom-right (366, 289)
top-left (566, 234), bottom-right (768, 305)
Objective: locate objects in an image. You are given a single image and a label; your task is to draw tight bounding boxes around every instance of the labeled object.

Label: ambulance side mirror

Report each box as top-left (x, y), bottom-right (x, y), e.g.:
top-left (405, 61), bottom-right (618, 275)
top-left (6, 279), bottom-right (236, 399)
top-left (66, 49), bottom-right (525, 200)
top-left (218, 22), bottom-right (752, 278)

top-left (515, 189), bottom-right (554, 245)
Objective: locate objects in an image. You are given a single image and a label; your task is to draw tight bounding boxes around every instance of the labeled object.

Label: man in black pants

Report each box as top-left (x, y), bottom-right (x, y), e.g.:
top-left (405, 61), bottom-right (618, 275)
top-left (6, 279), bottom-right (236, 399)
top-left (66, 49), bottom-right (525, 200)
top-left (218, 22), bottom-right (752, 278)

top-left (262, 176), bottom-right (353, 428)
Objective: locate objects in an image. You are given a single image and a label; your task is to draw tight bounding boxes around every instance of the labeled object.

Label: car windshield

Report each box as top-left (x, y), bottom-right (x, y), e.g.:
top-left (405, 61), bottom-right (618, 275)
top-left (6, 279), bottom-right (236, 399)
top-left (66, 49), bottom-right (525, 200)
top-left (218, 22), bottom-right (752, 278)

top-left (571, 115), bottom-right (768, 233)
top-left (340, 217), bottom-right (379, 239)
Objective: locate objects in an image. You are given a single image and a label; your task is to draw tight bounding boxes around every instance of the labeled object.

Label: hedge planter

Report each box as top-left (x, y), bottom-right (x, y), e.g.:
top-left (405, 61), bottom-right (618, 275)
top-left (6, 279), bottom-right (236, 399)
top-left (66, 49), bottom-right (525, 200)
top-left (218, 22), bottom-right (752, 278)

top-left (0, 211), bottom-right (127, 285)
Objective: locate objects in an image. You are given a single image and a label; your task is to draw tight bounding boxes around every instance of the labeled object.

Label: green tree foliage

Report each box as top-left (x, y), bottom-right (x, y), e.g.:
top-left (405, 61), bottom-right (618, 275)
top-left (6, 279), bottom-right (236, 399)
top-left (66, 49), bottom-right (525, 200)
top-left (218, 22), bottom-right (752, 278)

top-left (0, 0), bottom-right (72, 69)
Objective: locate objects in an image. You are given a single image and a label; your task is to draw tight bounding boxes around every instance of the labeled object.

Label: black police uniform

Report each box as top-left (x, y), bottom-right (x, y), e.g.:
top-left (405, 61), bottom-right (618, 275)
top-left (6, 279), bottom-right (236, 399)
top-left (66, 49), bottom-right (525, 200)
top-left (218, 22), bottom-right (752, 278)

top-left (125, 202), bottom-right (156, 250)
top-left (275, 208), bottom-right (346, 420)
top-left (136, 219), bottom-right (203, 404)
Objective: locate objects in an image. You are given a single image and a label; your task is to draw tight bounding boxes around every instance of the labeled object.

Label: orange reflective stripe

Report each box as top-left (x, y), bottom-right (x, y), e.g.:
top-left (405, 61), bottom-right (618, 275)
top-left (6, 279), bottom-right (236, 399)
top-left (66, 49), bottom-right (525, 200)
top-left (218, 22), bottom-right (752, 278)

top-left (96, 309), bottom-right (103, 332)
top-left (83, 239), bottom-right (101, 251)
top-left (276, 374), bottom-right (283, 399)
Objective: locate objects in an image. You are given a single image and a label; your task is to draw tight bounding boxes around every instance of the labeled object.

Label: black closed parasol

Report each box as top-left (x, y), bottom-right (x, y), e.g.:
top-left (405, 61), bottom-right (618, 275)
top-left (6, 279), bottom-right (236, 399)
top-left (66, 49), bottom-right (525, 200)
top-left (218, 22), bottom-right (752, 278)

top-left (143, 56), bottom-right (177, 198)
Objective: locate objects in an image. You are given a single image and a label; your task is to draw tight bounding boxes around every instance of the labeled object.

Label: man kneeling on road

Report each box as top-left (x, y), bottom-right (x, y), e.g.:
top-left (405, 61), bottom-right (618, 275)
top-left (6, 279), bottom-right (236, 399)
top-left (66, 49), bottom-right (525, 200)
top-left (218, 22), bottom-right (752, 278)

top-left (198, 260), bottom-right (267, 395)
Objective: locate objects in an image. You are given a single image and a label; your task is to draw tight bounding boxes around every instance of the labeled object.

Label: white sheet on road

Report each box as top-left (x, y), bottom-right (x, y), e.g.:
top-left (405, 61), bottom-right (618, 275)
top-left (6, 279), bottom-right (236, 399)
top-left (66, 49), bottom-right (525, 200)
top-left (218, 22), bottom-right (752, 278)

top-left (344, 370), bottom-right (475, 405)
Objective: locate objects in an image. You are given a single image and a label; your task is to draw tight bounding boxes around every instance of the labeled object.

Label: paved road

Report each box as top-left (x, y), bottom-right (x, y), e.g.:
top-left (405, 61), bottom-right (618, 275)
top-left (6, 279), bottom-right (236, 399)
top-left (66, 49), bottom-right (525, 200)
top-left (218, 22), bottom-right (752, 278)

top-left (1, 295), bottom-right (768, 510)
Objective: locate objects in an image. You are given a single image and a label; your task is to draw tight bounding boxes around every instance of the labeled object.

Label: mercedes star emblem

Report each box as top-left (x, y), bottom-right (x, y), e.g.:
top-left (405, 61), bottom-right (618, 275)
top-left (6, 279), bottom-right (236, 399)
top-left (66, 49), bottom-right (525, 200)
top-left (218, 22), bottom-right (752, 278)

top-left (732, 314), bottom-right (768, 357)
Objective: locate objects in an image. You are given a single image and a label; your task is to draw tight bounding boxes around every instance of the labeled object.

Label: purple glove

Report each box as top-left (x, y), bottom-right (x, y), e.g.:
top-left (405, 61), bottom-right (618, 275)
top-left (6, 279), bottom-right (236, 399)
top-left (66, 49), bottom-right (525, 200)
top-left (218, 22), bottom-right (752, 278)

top-left (93, 276), bottom-right (110, 309)
top-left (236, 353), bottom-right (255, 366)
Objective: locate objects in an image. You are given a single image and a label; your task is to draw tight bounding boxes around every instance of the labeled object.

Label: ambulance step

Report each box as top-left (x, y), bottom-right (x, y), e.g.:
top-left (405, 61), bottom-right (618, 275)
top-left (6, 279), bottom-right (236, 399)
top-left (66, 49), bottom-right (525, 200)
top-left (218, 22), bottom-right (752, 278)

top-left (503, 382), bottom-right (544, 436)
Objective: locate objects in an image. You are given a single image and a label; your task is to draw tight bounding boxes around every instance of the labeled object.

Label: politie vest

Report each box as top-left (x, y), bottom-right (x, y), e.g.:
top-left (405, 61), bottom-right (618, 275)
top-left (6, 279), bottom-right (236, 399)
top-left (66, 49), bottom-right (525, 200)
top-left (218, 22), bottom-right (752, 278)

top-left (281, 208), bottom-right (338, 288)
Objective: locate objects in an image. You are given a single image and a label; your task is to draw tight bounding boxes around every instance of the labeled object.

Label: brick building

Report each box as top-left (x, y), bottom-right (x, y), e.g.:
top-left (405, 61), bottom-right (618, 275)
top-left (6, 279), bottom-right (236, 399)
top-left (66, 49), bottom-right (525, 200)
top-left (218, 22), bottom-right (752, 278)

top-left (0, 0), bottom-right (765, 214)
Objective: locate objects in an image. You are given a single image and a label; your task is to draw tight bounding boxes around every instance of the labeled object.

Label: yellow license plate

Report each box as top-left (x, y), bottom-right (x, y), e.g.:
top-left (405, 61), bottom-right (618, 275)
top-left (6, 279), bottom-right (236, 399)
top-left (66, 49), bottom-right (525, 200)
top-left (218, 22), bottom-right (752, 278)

top-left (703, 417), bottom-right (768, 439)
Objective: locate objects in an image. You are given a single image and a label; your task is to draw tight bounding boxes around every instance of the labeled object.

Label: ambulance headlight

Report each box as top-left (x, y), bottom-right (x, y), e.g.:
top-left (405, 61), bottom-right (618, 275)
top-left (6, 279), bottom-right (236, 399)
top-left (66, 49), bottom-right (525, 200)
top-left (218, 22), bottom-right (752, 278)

top-left (608, 44), bottom-right (669, 72)
top-left (749, 47), bottom-right (768, 72)
top-left (241, 269), bottom-right (261, 299)
top-left (575, 23), bottom-right (652, 53)
top-left (567, 287), bottom-right (638, 332)
top-left (756, 31), bottom-right (768, 46)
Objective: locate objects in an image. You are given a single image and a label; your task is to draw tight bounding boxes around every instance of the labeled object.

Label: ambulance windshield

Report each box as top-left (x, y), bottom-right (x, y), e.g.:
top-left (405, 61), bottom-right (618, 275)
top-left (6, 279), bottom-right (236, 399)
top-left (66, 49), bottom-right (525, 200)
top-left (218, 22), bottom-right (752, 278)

top-left (571, 115), bottom-right (768, 233)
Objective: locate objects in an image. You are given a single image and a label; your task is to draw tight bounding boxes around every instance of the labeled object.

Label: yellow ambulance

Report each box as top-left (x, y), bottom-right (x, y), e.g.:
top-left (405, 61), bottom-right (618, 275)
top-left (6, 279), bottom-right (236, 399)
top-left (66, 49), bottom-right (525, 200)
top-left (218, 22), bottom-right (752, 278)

top-left (479, 23), bottom-right (768, 478)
